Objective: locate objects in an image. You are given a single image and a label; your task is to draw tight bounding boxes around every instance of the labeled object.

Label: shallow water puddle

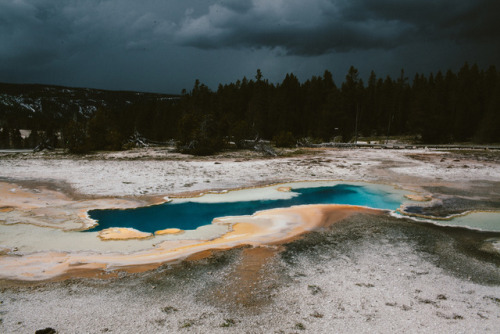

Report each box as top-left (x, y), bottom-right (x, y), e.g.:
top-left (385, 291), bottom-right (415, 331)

top-left (408, 211), bottom-right (500, 233)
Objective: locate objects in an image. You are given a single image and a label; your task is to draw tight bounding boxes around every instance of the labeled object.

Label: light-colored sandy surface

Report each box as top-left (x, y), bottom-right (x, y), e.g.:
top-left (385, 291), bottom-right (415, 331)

top-left (0, 147), bottom-right (499, 333)
top-left (0, 181), bottom-right (144, 231)
top-left (1, 147), bottom-right (498, 197)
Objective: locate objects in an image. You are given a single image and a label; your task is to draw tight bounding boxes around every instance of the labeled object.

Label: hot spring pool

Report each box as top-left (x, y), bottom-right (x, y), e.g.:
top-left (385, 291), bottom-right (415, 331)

top-left (86, 183), bottom-right (405, 234)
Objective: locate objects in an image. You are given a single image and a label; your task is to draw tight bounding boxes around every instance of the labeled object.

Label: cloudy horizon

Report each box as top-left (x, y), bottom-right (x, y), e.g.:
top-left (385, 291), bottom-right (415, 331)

top-left (1, 0), bottom-right (499, 94)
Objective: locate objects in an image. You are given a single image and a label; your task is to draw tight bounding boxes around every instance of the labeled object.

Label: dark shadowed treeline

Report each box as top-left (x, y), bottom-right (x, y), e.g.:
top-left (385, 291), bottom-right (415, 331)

top-left (0, 63), bottom-right (499, 154)
top-left (174, 63), bottom-right (499, 154)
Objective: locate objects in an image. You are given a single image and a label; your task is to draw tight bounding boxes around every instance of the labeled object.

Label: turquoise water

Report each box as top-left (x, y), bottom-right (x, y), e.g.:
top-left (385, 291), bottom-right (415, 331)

top-left (86, 184), bottom-right (403, 234)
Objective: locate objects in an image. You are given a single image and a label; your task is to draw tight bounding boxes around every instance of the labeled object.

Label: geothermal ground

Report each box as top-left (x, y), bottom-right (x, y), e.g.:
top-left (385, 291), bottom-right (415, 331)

top-left (0, 147), bottom-right (499, 333)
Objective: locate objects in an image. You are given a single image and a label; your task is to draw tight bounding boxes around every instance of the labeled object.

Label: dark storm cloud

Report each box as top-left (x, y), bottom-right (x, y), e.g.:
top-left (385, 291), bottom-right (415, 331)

top-left (0, 1), bottom-right (68, 65)
top-left (0, 0), bottom-right (183, 69)
top-left (0, 0), bottom-right (498, 93)
top-left (176, 0), bottom-right (500, 55)
top-left (356, 0), bottom-right (500, 41)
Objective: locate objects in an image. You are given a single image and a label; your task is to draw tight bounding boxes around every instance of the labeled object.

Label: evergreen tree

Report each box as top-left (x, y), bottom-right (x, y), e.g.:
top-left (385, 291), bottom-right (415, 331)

top-left (476, 81), bottom-right (500, 143)
top-left (340, 66), bottom-right (364, 141)
top-left (63, 120), bottom-right (90, 154)
top-left (10, 129), bottom-right (23, 149)
top-left (0, 126), bottom-right (10, 148)
top-left (26, 130), bottom-right (41, 149)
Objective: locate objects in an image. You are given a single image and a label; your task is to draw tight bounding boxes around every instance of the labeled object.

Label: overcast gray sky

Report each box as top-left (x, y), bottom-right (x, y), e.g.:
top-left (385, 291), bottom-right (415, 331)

top-left (1, 0), bottom-right (499, 94)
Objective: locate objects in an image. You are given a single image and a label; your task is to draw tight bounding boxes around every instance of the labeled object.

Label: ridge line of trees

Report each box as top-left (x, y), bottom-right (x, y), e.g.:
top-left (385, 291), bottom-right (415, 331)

top-left (1, 62), bottom-right (499, 154)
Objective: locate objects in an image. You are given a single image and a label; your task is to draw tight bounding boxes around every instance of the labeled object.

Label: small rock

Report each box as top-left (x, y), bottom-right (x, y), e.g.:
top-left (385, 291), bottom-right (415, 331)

top-left (417, 298), bottom-right (437, 306)
top-left (308, 285), bottom-right (322, 295)
top-left (162, 306), bottom-right (178, 314)
top-left (401, 305), bottom-right (412, 311)
top-left (294, 322), bottom-right (306, 330)
top-left (310, 311), bottom-right (324, 318)
top-left (220, 318), bottom-right (236, 327)
top-left (35, 328), bottom-right (57, 334)
top-left (180, 320), bottom-right (194, 329)
top-left (477, 312), bottom-right (489, 319)
top-left (436, 312), bottom-right (464, 320)
top-left (483, 296), bottom-right (500, 305)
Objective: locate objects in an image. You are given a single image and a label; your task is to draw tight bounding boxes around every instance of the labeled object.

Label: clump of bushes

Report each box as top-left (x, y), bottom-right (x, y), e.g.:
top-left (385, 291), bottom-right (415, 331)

top-left (273, 131), bottom-right (296, 148)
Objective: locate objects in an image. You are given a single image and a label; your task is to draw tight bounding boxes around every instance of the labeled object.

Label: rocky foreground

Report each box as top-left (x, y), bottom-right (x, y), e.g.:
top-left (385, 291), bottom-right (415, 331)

top-left (0, 147), bottom-right (499, 333)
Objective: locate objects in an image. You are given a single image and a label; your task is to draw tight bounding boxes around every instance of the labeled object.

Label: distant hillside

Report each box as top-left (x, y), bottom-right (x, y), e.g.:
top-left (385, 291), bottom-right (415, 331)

top-left (0, 82), bottom-right (178, 128)
top-left (0, 82), bottom-right (180, 149)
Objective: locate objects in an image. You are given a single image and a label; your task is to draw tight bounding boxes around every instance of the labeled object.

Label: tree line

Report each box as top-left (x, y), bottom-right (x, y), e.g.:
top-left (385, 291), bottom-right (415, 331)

top-left (1, 62), bottom-right (499, 154)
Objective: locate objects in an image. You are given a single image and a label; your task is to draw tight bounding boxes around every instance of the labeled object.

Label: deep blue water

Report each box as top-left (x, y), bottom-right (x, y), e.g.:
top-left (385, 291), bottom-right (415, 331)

top-left (86, 184), bottom-right (402, 233)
